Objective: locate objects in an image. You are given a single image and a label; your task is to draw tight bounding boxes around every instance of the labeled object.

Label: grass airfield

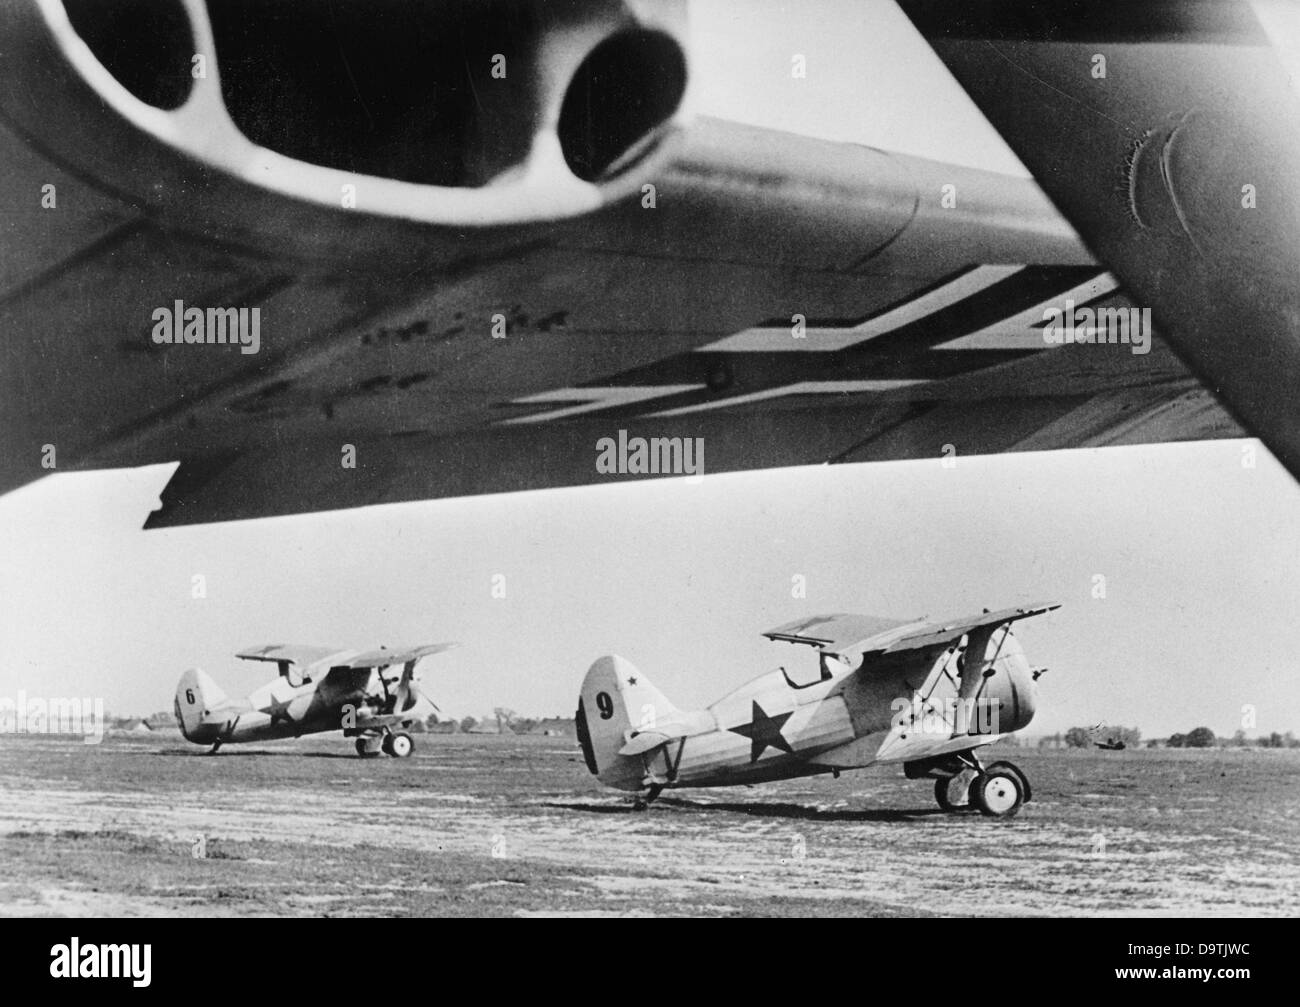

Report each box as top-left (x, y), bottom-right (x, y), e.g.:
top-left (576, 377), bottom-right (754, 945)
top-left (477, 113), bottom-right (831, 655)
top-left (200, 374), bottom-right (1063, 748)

top-left (0, 734), bottom-right (1295, 917)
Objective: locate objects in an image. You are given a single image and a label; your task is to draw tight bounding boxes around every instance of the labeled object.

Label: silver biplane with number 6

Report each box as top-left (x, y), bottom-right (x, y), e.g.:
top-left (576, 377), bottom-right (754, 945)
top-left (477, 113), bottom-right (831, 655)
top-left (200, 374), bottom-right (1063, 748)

top-left (174, 643), bottom-right (458, 757)
top-left (577, 605), bottom-right (1057, 816)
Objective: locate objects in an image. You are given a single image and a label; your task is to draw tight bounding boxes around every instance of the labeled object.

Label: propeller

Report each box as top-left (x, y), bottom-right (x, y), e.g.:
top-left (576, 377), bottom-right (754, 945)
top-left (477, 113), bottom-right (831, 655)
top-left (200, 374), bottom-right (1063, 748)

top-left (393, 658), bottom-right (439, 714)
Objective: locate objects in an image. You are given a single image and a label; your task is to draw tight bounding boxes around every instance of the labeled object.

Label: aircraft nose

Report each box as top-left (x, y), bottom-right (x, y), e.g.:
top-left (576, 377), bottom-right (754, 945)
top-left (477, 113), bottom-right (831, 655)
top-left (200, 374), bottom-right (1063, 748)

top-left (996, 642), bottom-right (1038, 732)
top-left (977, 632), bottom-right (1037, 733)
top-left (1007, 658), bottom-right (1037, 730)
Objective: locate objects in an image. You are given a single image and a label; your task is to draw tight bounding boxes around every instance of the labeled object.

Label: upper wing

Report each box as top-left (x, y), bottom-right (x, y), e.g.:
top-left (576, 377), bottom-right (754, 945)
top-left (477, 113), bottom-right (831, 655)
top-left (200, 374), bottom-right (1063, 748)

top-left (762, 613), bottom-right (917, 651)
top-left (880, 603), bottom-right (1060, 656)
top-left (236, 644), bottom-right (347, 668)
top-left (763, 604), bottom-right (1058, 661)
top-left (898, 0), bottom-right (1300, 480)
top-left (0, 2), bottom-right (1245, 527)
top-left (339, 644), bottom-right (460, 670)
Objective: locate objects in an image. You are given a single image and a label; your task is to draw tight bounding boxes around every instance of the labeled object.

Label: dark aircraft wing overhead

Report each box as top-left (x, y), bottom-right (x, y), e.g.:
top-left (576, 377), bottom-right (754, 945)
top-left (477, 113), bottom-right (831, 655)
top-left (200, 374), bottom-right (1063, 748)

top-left (0, 1), bottom-right (1250, 528)
top-left (898, 0), bottom-right (1300, 480)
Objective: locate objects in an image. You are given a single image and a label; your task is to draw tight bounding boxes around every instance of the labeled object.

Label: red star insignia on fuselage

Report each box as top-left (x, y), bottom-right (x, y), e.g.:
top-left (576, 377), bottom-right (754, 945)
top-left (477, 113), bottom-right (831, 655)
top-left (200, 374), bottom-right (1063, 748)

top-left (261, 693), bottom-right (295, 728)
top-left (728, 700), bottom-right (795, 762)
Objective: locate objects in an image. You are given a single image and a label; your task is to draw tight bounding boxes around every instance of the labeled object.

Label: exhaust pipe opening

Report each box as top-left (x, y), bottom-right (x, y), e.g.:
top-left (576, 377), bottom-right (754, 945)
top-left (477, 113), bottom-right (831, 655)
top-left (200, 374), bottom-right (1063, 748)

top-left (207, 0), bottom-right (541, 187)
top-left (558, 28), bottom-right (687, 182)
top-left (63, 0), bottom-right (194, 110)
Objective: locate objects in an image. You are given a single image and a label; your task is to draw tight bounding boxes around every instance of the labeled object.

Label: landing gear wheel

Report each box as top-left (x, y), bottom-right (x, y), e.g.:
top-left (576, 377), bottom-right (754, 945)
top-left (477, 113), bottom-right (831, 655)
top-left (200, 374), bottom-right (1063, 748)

top-left (386, 732), bottom-right (414, 758)
top-left (355, 737), bottom-right (381, 759)
top-left (972, 766), bottom-right (1025, 818)
top-left (934, 769), bottom-right (978, 812)
top-left (984, 760), bottom-right (1031, 803)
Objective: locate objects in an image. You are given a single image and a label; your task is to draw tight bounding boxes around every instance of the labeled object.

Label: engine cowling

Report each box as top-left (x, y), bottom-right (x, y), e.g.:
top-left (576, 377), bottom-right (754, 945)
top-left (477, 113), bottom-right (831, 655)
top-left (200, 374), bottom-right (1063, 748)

top-left (961, 626), bottom-right (1038, 735)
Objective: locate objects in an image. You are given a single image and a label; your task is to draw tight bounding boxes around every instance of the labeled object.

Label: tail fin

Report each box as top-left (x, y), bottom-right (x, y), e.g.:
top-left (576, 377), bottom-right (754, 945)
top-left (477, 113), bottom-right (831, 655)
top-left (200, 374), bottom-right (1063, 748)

top-left (575, 655), bottom-right (680, 791)
top-left (174, 668), bottom-right (227, 742)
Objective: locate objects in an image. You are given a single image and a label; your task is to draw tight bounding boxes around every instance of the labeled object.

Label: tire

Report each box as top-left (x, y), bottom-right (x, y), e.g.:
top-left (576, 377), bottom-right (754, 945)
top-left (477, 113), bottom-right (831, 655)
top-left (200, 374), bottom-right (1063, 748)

top-left (355, 738), bottom-right (380, 759)
top-left (387, 733), bottom-right (414, 758)
top-left (934, 769), bottom-right (977, 811)
top-left (984, 760), bottom-right (1031, 803)
top-left (972, 768), bottom-right (1025, 818)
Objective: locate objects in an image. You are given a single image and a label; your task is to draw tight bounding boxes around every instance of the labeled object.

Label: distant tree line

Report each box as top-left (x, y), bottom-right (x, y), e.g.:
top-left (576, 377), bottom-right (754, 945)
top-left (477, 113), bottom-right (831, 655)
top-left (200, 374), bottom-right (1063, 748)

top-left (1035, 725), bottom-right (1300, 750)
top-left (1224, 729), bottom-right (1299, 749)
top-left (409, 711), bottom-right (556, 734)
top-left (1163, 726), bottom-right (1217, 748)
top-left (1161, 728), bottom-right (1298, 749)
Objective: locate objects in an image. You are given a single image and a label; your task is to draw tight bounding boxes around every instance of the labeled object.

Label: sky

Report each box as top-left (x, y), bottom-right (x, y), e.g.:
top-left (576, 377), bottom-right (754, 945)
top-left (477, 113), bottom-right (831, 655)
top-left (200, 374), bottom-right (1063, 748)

top-left (2, 441), bottom-right (1297, 738)
top-left (0, 1), bottom-right (1296, 739)
top-left (688, 0), bottom-right (1030, 174)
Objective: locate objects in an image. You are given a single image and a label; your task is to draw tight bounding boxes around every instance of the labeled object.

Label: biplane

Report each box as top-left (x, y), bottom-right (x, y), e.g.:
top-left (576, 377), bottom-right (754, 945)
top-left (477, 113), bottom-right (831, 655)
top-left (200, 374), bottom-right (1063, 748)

top-left (174, 643), bottom-right (457, 757)
top-left (577, 605), bottom-right (1056, 816)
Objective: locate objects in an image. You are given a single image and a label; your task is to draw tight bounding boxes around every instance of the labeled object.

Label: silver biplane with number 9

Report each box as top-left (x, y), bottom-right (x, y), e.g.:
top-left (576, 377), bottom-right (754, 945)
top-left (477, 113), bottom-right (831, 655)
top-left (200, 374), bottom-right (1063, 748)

top-left (577, 605), bottom-right (1056, 816)
top-left (174, 643), bottom-right (458, 758)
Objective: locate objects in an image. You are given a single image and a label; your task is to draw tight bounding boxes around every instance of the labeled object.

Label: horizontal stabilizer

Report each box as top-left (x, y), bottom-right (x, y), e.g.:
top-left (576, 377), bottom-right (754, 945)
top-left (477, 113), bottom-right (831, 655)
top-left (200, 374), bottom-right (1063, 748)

top-left (619, 732), bottom-right (674, 757)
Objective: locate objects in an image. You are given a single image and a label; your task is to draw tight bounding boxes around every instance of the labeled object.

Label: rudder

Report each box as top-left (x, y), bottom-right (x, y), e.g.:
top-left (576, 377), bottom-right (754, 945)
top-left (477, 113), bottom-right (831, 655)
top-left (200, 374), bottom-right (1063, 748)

top-left (575, 655), bottom-right (679, 791)
top-left (174, 668), bottom-right (226, 742)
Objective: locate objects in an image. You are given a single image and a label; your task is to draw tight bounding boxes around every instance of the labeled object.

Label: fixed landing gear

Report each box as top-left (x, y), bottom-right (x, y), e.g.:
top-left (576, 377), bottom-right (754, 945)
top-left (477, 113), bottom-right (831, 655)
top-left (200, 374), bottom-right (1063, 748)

top-left (383, 732), bottom-right (414, 758)
top-left (934, 767), bottom-right (978, 811)
top-left (355, 731), bottom-right (414, 759)
top-left (970, 763), bottom-right (1025, 817)
top-left (970, 761), bottom-right (1029, 818)
top-left (633, 783), bottom-right (665, 811)
top-left (927, 756), bottom-right (1030, 818)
